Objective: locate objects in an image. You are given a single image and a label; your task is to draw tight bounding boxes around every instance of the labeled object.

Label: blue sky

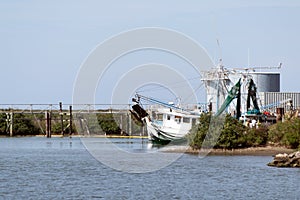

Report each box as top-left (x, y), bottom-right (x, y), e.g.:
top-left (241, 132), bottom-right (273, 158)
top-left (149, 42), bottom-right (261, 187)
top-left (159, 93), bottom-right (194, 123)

top-left (0, 0), bottom-right (299, 104)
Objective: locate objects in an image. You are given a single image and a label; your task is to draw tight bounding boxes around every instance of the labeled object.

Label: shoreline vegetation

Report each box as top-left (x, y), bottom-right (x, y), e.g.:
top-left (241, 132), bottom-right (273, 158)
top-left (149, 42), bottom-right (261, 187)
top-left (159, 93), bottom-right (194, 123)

top-left (1, 111), bottom-right (299, 156)
top-left (187, 113), bottom-right (300, 152)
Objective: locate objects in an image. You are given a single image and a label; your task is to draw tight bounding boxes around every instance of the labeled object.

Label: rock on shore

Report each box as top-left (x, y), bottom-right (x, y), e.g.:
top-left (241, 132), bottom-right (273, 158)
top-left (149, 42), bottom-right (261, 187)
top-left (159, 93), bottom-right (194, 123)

top-left (268, 151), bottom-right (300, 167)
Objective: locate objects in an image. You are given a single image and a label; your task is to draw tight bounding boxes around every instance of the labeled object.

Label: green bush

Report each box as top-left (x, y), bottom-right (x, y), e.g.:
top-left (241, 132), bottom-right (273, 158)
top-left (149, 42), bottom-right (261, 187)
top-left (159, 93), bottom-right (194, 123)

top-left (0, 113), bottom-right (7, 135)
top-left (281, 118), bottom-right (300, 149)
top-left (13, 113), bottom-right (40, 135)
top-left (188, 113), bottom-right (212, 149)
top-left (268, 122), bottom-right (286, 144)
top-left (268, 118), bottom-right (300, 148)
top-left (97, 113), bottom-right (122, 135)
top-left (244, 125), bottom-right (268, 147)
top-left (188, 113), bottom-right (247, 150)
top-left (217, 115), bottom-right (247, 149)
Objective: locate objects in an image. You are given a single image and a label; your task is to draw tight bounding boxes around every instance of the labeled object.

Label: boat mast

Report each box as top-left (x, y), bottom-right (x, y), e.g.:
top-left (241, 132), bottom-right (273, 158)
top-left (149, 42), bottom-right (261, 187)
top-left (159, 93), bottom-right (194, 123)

top-left (201, 58), bottom-right (230, 114)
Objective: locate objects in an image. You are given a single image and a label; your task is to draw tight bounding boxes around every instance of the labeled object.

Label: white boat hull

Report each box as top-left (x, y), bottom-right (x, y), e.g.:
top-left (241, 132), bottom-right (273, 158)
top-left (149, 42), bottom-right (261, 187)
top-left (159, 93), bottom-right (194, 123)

top-left (145, 117), bottom-right (191, 144)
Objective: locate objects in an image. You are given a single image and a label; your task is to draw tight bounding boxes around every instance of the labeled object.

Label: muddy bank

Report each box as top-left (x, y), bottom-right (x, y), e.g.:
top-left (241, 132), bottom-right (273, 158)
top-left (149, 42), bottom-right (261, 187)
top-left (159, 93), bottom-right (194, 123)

top-left (163, 146), bottom-right (296, 156)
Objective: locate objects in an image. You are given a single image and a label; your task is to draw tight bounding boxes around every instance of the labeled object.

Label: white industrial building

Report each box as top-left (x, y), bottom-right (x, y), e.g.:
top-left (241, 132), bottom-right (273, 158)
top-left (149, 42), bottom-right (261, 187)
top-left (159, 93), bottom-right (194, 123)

top-left (202, 65), bottom-right (299, 115)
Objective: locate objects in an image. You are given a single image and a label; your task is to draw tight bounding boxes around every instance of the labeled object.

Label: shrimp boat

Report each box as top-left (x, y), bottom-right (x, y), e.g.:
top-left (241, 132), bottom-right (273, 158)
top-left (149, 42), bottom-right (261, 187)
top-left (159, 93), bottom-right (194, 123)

top-left (131, 77), bottom-right (242, 145)
top-left (144, 108), bottom-right (200, 145)
top-left (131, 94), bottom-right (203, 145)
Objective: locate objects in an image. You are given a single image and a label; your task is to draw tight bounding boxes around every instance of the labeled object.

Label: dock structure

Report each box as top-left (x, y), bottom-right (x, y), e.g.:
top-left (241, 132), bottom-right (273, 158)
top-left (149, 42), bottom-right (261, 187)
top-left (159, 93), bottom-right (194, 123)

top-left (0, 103), bottom-right (142, 137)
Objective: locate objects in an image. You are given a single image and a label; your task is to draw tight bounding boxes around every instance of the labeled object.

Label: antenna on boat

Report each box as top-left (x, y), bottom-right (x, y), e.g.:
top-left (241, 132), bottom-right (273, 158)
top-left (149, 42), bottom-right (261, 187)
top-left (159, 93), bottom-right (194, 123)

top-left (216, 39), bottom-right (222, 66)
top-left (212, 14), bottom-right (223, 65)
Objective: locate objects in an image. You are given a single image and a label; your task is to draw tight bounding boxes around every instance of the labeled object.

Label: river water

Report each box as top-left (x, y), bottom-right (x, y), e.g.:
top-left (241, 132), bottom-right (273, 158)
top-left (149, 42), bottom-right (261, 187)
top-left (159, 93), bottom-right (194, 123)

top-left (0, 137), bottom-right (299, 199)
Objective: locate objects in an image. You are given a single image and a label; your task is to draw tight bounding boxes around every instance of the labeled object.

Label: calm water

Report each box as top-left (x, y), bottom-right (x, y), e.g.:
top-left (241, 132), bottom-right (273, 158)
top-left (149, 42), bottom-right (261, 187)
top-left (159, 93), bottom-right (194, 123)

top-left (0, 137), bottom-right (299, 200)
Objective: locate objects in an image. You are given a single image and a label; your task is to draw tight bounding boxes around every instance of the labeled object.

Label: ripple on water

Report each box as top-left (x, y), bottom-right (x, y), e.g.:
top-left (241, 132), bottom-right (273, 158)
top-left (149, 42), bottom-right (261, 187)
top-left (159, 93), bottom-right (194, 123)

top-left (0, 137), bottom-right (299, 199)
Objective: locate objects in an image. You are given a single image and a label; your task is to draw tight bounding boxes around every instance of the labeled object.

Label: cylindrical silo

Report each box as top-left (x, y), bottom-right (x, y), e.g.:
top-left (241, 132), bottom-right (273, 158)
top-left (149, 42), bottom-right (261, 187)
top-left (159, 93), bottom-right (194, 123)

top-left (249, 72), bottom-right (280, 92)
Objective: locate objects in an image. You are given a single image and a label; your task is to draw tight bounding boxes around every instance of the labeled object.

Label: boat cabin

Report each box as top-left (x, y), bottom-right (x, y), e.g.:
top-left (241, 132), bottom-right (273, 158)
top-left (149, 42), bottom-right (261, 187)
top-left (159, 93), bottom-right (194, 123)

top-left (152, 108), bottom-right (199, 132)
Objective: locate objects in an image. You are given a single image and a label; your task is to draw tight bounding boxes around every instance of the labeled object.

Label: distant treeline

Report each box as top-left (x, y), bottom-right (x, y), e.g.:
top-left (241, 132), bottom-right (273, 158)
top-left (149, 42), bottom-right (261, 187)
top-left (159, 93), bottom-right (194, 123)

top-left (188, 113), bottom-right (300, 150)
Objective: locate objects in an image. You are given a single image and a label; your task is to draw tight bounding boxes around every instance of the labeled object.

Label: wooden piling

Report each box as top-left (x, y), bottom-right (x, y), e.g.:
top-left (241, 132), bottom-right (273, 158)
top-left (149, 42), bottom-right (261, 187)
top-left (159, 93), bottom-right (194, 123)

top-left (49, 111), bottom-right (52, 135)
top-left (45, 111), bottom-right (51, 138)
top-left (45, 111), bottom-right (48, 137)
top-left (69, 105), bottom-right (72, 136)
top-left (59, 102), bottom-right (64, 136)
